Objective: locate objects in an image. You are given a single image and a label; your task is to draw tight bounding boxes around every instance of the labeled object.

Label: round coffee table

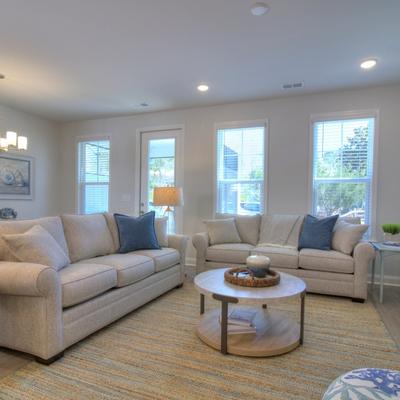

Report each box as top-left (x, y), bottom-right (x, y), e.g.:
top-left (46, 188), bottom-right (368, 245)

top-left (194, 268), bottom-right (306, 357)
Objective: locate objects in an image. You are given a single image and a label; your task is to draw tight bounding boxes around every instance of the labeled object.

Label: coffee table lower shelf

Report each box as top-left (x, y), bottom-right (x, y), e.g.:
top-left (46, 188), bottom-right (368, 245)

top-left (196, 307), bottom-right (300, 357)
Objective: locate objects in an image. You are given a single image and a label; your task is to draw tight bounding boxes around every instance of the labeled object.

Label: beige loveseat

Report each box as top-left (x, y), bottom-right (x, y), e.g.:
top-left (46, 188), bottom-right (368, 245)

top-left (0, 213), bottom-right (188, 363)
top-left (193, 214), bottom-right (375, 302)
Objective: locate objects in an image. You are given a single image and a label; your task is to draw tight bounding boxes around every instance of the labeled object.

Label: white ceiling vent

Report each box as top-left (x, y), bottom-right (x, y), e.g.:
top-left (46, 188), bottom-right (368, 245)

top-left (282, 82), bottom-right (304, 90)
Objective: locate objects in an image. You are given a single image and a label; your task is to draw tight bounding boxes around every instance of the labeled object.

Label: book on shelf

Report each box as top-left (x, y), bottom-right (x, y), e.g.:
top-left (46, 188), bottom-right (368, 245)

top-left (218, 309), bottom-right (258, 335)
top-left (382, 241), bottom-right (400, 248)
top-left (226, 309), bottom-right (257, 327)
top-left (226, 324), bottom-right (256, 335)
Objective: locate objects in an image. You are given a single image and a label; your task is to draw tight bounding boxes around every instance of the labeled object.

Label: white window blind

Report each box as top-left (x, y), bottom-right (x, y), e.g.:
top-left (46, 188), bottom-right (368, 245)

top-left (216, 125), bottom-right (265, 215)
top-left (312, 117), bottom-right (375, 224)
top-left (78, 139), bottom-right (110, 214)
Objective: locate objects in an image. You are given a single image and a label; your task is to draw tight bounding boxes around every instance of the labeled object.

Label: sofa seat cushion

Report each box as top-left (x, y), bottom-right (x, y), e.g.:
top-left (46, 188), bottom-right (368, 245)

top-left (59, 263), bottom-right (117, 308)
top-left (206, 243), bottom-right (254, 264)
top-left (299, 249), bottom-right (354, 274)
top-left (251, 246), bottom-right (299, 269)
top-left (133, 248), bottom-right (180, 272)
top-left (83, 254), bottom-right (155, 287)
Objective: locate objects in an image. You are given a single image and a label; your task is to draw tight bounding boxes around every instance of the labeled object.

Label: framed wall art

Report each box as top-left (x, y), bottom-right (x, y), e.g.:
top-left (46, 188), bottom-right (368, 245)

top-left (0, 154), bottom-right (34, 200)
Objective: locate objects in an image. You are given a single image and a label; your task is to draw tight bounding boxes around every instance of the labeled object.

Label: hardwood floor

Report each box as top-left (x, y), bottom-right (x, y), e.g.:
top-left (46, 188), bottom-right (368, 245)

top-left (0, 280), bottom-right (398, 380)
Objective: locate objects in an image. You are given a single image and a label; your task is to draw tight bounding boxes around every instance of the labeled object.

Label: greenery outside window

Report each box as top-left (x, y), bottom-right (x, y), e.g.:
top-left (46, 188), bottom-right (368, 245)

top-left (312, 117), bottom-right (375, 225)
top-left (216, 124), bottom-right (266, 215)
top-left (78, 139), bottom-right (110, 214)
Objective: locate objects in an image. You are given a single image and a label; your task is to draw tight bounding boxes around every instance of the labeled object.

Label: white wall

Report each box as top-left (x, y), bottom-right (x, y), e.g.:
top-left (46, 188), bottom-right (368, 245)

top-left (59, 84), bottom-right (400, 280)
top-left (0, 104), bottom-right (62, 219)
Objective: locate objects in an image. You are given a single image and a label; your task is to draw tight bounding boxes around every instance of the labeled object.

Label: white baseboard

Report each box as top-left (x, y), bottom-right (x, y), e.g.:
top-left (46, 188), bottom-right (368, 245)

top-left (185, 257), bottom-right (196, 267)
top-left (369, 274), bottom-right (400, 287)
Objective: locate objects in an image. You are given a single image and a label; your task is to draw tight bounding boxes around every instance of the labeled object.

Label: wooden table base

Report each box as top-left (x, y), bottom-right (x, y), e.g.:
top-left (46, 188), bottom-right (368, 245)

top-left (196, 306), bottom-right (301, 357)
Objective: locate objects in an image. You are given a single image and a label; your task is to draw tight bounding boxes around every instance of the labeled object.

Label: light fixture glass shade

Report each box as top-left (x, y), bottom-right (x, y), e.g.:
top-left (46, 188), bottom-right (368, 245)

top-left (153, 186), bottom-right (183, 206)
top-left (0, 138), bottom-right (9, 150)
top-left (360, 58), bottom-right (377, 69)
top-left (6, 131), bottom-right (17, 147)
top-left (17, 136), bottom-right (28, 150)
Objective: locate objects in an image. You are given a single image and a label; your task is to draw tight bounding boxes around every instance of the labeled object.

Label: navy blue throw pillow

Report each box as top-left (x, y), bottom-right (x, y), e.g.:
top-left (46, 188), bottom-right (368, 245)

top-left (298, 214), bottom-right (339, 251)
top-left (114, 212), bottom-right (160, 253)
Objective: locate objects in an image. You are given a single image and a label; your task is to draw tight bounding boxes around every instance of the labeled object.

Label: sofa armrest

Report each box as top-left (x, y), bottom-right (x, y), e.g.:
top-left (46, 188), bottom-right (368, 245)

top-left (0, 262), bottom-right (60, 297)
top-left (0, 262), bottom-right (63, 360)
top-left (167, 234), bottom-right (189, 263)
top-left (192, 232), bottom-right (209, 273)
top-left (353, 241), bottom-right (376, 300)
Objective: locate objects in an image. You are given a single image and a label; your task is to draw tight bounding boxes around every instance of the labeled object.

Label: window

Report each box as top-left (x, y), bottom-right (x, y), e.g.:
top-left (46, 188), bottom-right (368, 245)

top-left (78, 139), bottom-right (110, 214)
top-left (216, 124), bottom-right (266, 215)
top-left (312, 116), bottom-right (375, 224)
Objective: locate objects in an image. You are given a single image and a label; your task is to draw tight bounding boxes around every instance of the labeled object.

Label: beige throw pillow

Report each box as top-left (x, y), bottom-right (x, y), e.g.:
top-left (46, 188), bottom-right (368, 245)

top-left (332, 220), bottom-right (368, 255)
top-left (216, 213), bottom-right (261, 245)
top-left (204, 218), bottom-right (241, 245)
top-left (2, 225), bottom-right (70, 270)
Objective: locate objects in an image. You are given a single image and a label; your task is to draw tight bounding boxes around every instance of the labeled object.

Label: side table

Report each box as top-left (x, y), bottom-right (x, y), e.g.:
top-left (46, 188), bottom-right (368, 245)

top-left (371, 242), bottom-right (400, 303)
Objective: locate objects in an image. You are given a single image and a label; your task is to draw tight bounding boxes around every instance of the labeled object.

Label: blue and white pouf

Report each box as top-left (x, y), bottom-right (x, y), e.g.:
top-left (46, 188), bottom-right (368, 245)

top-left (323, 368), bottom-right (400, 399)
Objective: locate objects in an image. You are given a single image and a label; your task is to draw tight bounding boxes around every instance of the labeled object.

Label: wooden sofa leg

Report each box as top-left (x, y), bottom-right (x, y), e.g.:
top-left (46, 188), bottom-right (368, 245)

top-left (176, 283), bottom-right (183, 289)
top-left (352, 298), bottom-right (365, 303)
top-left (35, 351), bottom-right (64, 365)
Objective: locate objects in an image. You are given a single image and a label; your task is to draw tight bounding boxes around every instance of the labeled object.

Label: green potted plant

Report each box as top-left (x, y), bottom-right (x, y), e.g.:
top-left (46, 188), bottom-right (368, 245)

top-left (382, 223), bottom-right (400, 243)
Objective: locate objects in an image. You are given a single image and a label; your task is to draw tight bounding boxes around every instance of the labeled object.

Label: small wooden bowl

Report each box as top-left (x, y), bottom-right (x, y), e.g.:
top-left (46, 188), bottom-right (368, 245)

top-left (224, 267), bottom-right (280, 288)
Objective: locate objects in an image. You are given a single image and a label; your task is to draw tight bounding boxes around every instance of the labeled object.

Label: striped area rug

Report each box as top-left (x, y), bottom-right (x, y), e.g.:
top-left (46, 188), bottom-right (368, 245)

top-left (0, 283), bottom-right (399, 400)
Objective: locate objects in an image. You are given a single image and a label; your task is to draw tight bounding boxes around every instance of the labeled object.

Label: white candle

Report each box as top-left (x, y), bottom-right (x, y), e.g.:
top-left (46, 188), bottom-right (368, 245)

top-left (0, 137), bottom-right (8, 150)
top-left (6, 131), bottom-right (17, 147)
top-left (17, 136), bottom-right (28, 150)
top-left (246, 255), bottom-right (271, 268)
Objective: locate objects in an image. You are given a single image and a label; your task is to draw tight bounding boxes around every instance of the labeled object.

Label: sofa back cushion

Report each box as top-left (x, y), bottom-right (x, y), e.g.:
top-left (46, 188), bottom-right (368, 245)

top-left (61, 214), bottom-right (114, 262)
top-left (259, 214), bottom-right (304, 248)
top-left (104, 213), bottom-right (168, 251)
top-left (216, 213), bottom-right (261, 246)
top-left (0, 216), bottom-right (69, 262)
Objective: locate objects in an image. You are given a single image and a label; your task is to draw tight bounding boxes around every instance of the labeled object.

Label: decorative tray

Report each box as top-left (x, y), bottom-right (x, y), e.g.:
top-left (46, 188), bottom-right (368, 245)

top-left (224, 267), bottom-right (280, 288)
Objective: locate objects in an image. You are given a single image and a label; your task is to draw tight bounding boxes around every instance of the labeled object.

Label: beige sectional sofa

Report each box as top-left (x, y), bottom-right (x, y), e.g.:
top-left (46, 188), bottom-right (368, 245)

top-left (193, 214), bottom-right (375, 302)
top-left (0, 213), bottom-right (188, 363)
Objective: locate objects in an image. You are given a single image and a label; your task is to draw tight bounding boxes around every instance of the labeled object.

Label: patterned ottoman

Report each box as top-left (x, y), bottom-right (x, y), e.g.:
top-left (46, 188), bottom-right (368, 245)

top-left (323, 368), bottom-right (400, 399)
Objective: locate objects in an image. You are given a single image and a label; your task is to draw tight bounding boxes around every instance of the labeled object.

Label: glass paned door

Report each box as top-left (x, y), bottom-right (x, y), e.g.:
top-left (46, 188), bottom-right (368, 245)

top-left (140, 130), bottom-right (183, 233)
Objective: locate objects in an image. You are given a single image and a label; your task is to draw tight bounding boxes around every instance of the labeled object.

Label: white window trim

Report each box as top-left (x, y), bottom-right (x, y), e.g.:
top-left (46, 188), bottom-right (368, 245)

top-left (307, 109), bottom-right (379, 238)
top-left (75, 135), bottom-right (111, 214)
top-left (134, 124), bottom-right (185, 232)
top-left (213, 119), bottom-right (269, 217)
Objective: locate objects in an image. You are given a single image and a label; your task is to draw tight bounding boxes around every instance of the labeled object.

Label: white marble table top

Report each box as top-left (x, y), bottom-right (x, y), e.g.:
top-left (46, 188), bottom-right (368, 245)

top-left (194, 268), bottom-right (306, 304)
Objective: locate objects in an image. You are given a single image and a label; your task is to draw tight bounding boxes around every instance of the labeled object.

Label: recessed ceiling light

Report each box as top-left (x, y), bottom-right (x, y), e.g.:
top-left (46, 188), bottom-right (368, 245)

top-left (360, 58), bottom-right (377, 69)
top-left (251, 2), bottom-right (270, 16)
top-left (197, 84), bottom-right (209, 92)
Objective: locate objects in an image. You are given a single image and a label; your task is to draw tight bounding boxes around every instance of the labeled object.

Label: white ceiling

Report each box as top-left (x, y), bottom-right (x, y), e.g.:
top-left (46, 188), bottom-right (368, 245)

top-left (0, 0), bottom-right (399, 122)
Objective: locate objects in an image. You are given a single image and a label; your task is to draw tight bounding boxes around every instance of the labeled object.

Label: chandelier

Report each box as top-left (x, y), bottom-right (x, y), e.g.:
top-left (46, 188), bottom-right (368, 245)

top-left (0, 131), bottom-right (28, 152)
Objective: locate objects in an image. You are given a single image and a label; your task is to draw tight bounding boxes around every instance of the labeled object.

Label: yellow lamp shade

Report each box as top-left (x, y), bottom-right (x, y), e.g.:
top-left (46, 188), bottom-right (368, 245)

top-left (153, 187), bottom-right (183, 207)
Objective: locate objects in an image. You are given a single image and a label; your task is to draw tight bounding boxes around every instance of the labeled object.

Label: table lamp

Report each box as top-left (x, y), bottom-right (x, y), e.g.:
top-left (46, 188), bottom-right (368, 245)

top-left (153, 186), bottom-right (183, 232)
